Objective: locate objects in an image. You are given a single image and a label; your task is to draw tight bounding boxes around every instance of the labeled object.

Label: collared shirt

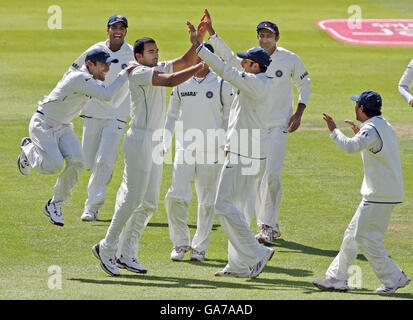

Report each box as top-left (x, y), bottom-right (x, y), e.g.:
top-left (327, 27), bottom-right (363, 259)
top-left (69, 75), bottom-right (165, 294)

top-left (398, 58), bottom-right (413, 104)
top-left (71, 40), bottom-right (134, 120)
top-left (38, 66), bottom-right (128, 124)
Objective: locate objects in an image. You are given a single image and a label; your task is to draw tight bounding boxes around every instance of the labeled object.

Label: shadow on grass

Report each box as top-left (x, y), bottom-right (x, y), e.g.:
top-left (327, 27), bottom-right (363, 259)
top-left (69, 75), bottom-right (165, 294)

top-left (303, 287), bottom-right (413, 300)
top-left (147, 222), bottom-right (220, 231)
top-left (181, 259), bottom-right (313, 278)
top-left (69, 274), bottom-right (314, 291)
top-left (271, 239), bottom-right (367, 261)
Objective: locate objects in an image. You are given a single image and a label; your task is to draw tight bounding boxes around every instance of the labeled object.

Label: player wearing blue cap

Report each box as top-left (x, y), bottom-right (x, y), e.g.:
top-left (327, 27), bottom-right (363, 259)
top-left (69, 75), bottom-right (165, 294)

top-left (398, 58), bottom-right (413, 108)
top-left (187, 16), bottom-right (275, 279)
top-left (70, 15), bottom-right (135, 222)
top-left (17, 49), bottom-right (137, 227)
top-left (313, 90), bottom-right (410, 294)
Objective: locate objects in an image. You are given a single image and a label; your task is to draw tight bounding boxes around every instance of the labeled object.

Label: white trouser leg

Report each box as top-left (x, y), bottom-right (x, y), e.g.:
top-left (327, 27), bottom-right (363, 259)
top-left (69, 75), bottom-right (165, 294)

top-left (191, 160), bottom-right (222, 252)
top-left (52, 126), bottom-right (84, 202)
top-left (117, 157), bottom-right (164, 259)
top-left (165, 149), bottom-right (195, 249)
top-left (326, 201), bottom-right (402, 287)
top-left (23, 113), bottom-right (65, 174)
top-left (82, 118), bottom-right (125, 212)
top-left (215, 155), bottom-right (268, 273)
top-left (256, 128), bottom-right (288, 228)
top-left (99, 129), bottom-right (153, 257)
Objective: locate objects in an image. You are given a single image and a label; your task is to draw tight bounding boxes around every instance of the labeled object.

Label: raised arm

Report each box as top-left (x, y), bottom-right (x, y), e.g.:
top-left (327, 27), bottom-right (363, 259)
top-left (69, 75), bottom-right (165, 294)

top-left (398, 59), bottom-right (413, 107)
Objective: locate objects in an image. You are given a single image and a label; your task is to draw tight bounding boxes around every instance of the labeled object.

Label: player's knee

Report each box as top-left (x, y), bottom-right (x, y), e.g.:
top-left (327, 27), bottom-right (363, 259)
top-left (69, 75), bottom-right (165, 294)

top-left (43, 158), bottom-right (64, 174)
top-left (66, 155), bottom-right (84, 172)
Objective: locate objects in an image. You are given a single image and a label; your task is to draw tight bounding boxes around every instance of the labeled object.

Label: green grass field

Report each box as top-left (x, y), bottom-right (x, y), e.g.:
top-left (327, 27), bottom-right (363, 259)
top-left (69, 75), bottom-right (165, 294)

top-left (1, 0), bottom-right (412, 301)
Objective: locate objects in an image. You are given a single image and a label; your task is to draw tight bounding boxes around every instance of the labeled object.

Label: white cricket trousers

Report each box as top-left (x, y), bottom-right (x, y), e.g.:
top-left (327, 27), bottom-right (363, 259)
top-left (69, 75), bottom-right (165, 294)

top-left (326, 201), bottom-right (403, 288)
top-left (81, 117), bottom-right (126, 212)
top-left (23, 112), bottom-right (83, 202)
top-left (215, 153), bottom-right (269, 273)
top-left (256, 127), bottom-right (289, 228)
top-left (165, 149), bottom-right (223, 252)
top-left (100, 128), bottom-right (163, 260)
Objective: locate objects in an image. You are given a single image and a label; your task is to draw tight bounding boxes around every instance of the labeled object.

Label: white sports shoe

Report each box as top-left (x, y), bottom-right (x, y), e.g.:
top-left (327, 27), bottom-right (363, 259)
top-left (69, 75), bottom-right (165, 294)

top-left (92, 243), bottom-right (120, 277)
top-left (249, 247), bottom-right (275, 279)
top-left (313, 277), bottom-right (348, 292)
top-left (170, 246), bottom-right (190, 261)
top-left (17, 137), bottom-right (32, 175)
top-left (255, 224), bottom-right (280, 245)
top-left (376, 271), bottom-right (410, 294)
top-left (214, 266), bottom-right (250, 278)
top-left (81, 209), bottom-right (98, 222)
top-left (116, 255), bottom-right (147, 274)
top-left (43, 199), bottom-right (64, 227)
top-left (190, 249), bottom-right (205, 262)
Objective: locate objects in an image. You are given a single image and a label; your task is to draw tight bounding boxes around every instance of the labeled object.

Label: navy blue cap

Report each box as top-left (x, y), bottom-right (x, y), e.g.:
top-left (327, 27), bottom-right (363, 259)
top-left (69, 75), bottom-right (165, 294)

top-left (107, 14), bottom-right (128, 28)
top-left (203, 42), bottom-right (214, 54)
top-left (350, 90), bottom-right (382, 112)
top-left (85, 49), bottom-right (119, 64)
top-left (257, 21), bottom-right (279, 36)
top-left (237, 47), bottom-right (272, 68)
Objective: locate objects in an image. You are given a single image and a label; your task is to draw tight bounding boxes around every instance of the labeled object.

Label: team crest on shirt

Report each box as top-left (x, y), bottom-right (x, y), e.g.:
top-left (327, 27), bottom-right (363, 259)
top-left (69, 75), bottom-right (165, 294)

top-left (121, 63), bottom-right (127, 69)
top-left (275, 70), bottom-right (283, 77)
top-left (206, 91), bottom-right (213, 99)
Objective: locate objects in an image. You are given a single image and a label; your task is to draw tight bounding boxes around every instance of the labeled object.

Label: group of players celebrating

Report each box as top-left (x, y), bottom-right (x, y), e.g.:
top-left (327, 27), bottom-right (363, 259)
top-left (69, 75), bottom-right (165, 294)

top-left (17, 9), bottom-right (411, 294)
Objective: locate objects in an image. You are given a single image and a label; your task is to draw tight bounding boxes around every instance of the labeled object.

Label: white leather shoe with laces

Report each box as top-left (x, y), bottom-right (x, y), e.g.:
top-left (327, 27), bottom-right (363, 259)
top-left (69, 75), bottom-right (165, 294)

top-left (313, 277), bottom-right (348, 292)
top-left (81, 209), bottom-right (98, 221)
top-left (92, 243), bottom-right (120, 276)
top-left (116, 255), bottom-right (147, 274)
top-left (190, 249), bottom-right (205, 261)
top-left (170, 246), bottom-right (190, 261)
top-left (17, 137), bottom-right (32, 175)
top-left (43, 199), bottom-right (64, 226)
top-left (376, 271), bottom-right (410, 294)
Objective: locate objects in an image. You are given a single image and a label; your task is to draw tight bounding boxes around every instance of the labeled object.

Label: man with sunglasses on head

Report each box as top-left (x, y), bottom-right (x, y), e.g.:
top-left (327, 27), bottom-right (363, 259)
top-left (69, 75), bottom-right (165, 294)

top-left (71, 15), bottom-right (135, 222)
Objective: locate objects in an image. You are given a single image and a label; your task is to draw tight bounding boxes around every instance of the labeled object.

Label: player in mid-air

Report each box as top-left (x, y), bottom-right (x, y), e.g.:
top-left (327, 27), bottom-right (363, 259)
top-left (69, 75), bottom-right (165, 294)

top-left (92, 27), bottom-right (209, 276)
top-left (17, 49), bottom-right (136, 227)
top-left (314, 90), bottom-right (410, 294)
top-left (188, 13), bottom-right (274, 279)
top-left (398, 58), bottom-right (413, 108)
top-left (71, 15), bottom-right (135, 222)
top-left (163, 42), bottom-right (233, 262)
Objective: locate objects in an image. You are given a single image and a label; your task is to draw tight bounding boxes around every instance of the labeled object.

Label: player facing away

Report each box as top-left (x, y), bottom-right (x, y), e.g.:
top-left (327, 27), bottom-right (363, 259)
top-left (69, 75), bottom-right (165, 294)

top-left (189, 16), bottom-right (275, 279)
top-left (398, 58), bottom-right (413, 108)
top-left (92, 29), bottom-right (209, 276)
top-left (313, 90), bottom-right (410, 294)
top-left (163, 43), bottom-right (234, 262)
top-left (253, 20), bottom-right (312, 244)
top-left (17, 49), bottom-right (137, 226)
top-left (71, 15), bottom-right (135, 222)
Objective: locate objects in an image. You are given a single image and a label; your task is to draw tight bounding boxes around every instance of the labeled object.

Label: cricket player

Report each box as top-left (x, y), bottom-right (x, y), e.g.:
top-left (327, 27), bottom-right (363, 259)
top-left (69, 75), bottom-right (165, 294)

top-left (253, 20), bottom-right (312, 243)
top-left (313, 90), bottom-right (410, 294)
top-left (92, 29), bottom-right (209, 276)
top-left (70, 15), bottom-right (135, 222)
top-left (163, 42), bottom-right (234, 262)
top-left (189, 18), bottom-right (274, 279)
top-left (17, 49), bottom-right (136, 227)
top-left (398, 58), bottom-right (413, 108)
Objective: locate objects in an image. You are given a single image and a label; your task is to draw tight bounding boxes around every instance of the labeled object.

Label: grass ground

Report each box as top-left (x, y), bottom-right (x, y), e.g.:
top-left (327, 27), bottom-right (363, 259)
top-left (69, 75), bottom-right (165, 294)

top-left (0, 0), bottom-right (412, 301)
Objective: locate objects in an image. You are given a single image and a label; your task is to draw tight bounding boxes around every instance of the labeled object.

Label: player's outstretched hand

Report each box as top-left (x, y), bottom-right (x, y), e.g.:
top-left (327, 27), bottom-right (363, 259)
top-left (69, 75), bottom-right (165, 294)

top-left (125, 64), bottom-right (138, 74)
top-left (187, 21), bottom-right (200, 47)
top-left (344, 120), bottom-right (360, 134)
top-left (322, 113), bottom-right (337, 132)
top-left (201, 9), bottom-right (215, 36)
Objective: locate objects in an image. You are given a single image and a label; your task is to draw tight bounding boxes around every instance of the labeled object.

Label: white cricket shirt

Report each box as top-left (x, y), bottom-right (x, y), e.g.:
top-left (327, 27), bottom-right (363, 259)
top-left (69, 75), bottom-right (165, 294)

top-left (37, 66), bottom-right (128, 124)
top-left (197, 43), bottom-right (274, 158)
top-left (71, 40), bottom-right (134, 121)
top-left (209, 34), bottom-right (311, 129)
top-left (164, 71), bottom-right (233, 152)
top-left (331, 116), bottom-right (403, 203)
top-left (398, 59), bottom-right (413, 104)
top-left (128, 60), bottom-right (173, 131)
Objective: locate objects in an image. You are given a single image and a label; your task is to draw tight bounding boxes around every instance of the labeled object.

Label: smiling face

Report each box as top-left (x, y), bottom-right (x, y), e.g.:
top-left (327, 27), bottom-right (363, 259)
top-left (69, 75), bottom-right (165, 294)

top-left (87, 61), bottom-right (110, 81)
top-left (107, 22), bottom-right (127, 50)
top-left (257, 29), bottom-right (278, 54)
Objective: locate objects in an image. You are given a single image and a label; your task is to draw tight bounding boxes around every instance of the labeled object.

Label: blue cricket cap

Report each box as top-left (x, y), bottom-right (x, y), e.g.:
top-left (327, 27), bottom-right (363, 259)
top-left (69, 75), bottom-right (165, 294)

top-left (257, 21), bottom-right (279, 36)
top-left (85, 49), bottom-right (119, 64)
top-left (350, 90), bottom-right (382, 112)
top-left (237, 47), bottom-right (272, 68)
top-left (107, 14), bottom-right (128, 28)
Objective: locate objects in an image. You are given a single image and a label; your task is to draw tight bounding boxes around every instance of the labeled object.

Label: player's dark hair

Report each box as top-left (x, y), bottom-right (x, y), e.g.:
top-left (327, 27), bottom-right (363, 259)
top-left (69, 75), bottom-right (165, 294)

top-left (358, 102), bottom-right (382, 117)
top-left (134, 37), bottom-right (156, 60)
top-left (258, 65), bottom-right (268, 73)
